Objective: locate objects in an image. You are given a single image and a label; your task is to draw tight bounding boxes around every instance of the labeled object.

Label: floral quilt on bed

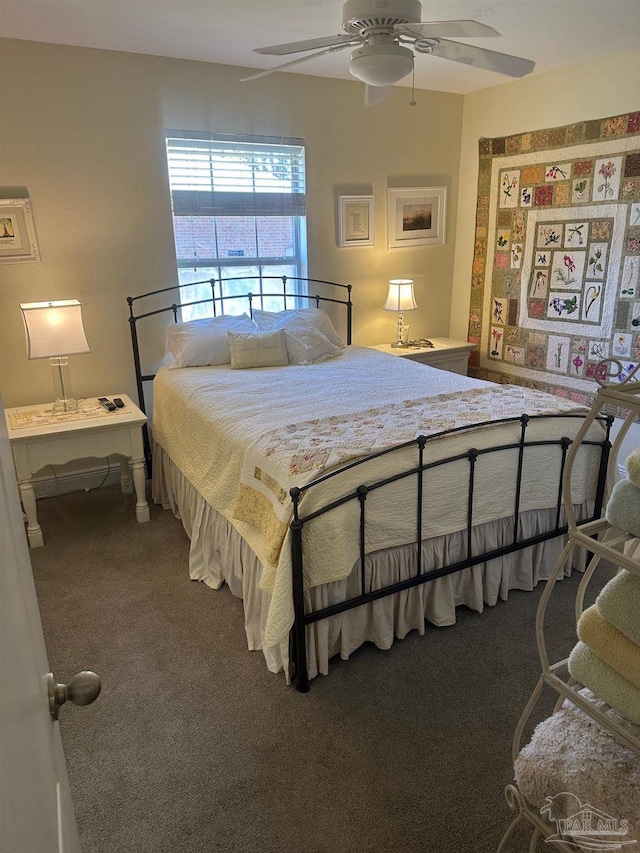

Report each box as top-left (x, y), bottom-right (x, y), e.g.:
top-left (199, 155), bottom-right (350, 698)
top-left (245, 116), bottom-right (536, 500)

top-left (232, 384), bottom-right (585, 568)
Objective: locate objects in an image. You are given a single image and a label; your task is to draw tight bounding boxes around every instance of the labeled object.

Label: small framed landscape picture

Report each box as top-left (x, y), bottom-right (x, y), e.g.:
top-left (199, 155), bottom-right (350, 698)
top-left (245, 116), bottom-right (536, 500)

top-left (387, 187), bottom-right (446, 250)
top-left (0, 198), bottom-right (41, 264)
top-left (337, 195), bottom-right (374, 247)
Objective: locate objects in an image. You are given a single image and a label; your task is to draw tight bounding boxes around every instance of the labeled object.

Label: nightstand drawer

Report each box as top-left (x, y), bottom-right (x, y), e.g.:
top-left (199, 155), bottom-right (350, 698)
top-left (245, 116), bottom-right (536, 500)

top-left (369, 339), bottom-right (476, 375)
top-left (402, 350), bottom-right (471, 374)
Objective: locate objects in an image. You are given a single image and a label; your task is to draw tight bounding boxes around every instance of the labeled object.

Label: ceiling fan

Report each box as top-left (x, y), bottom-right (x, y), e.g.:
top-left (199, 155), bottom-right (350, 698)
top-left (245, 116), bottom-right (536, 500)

top-left (241, 0), bottom-right (535, 93)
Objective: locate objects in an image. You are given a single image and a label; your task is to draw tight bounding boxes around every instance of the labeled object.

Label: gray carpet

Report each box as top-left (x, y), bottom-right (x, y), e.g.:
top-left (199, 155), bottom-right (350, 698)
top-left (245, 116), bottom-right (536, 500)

top-left (30, 485), bottom-right (594, 852)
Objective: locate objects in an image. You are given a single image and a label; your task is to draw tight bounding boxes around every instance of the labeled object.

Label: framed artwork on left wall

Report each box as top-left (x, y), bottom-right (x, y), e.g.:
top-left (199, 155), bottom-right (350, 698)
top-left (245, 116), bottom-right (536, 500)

top-left (337, 195), bottom-right (374, 247)
top-left (0, 198), bottom-right (41, 264)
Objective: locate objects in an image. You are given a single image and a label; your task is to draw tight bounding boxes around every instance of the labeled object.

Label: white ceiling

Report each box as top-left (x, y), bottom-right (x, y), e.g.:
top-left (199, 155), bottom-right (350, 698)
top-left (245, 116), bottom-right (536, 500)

top-left (1, 0), bottom-right (639, 95)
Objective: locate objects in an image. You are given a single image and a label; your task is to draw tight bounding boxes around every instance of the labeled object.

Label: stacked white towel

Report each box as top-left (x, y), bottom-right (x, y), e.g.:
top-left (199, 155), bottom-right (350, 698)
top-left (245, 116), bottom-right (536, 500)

top-left (569, 569), bottom-right (640, 725)
top-left (597, 569), bottom-right (640, 646)
top-left (606, 478), bottom-right (640, 538)
top-left (606, 447), bottom-right (640, 539)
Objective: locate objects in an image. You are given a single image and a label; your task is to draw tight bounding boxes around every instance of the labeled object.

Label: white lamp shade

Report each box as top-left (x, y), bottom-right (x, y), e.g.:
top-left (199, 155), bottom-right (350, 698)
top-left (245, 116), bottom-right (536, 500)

top-left (383, 280), bottom-right (417, 312)
top-left (20, 300), bottom-right (91, 359)
top-left (349, 44), bottom-right (414, 86)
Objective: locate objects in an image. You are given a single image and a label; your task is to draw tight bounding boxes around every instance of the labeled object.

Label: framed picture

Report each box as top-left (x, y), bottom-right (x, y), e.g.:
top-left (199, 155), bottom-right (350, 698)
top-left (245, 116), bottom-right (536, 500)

top-left (0, 198), bottom-right (41, 264)
top-left (387, 187), bottom-right (446, 249)
top-left (337, 195), bottom-right (374, 247)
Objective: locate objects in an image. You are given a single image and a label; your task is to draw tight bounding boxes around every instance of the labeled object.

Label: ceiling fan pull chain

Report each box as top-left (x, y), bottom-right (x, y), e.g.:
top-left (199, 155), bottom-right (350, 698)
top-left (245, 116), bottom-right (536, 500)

top-left (409, 61), bottom-right (416, 107)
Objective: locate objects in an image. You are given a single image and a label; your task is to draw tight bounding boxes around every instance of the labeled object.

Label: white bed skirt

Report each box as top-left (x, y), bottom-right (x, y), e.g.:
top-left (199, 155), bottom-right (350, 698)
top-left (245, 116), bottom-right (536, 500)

top-left (152, 441), bottom-right (589, 682)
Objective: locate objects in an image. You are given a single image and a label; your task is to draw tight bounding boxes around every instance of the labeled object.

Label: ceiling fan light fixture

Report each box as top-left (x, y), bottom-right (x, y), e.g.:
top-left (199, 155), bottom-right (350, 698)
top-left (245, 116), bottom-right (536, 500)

top-left (349, 44), bottom-right (414, 86)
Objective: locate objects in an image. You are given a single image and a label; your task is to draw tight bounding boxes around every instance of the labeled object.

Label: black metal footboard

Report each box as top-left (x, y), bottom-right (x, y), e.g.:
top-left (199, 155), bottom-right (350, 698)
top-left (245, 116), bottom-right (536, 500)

top-left (288, 412), bottom-right (613, 692)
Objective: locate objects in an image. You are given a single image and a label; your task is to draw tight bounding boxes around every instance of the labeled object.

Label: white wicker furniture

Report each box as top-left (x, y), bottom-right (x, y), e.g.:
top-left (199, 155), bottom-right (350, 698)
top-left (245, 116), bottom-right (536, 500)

top-left (498, 366), bottom-right (640, 852)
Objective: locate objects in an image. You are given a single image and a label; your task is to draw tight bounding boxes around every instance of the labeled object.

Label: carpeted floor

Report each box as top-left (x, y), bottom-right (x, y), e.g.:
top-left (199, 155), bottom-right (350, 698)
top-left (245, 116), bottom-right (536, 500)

top-left (30, 484), bottom-right (597, 853)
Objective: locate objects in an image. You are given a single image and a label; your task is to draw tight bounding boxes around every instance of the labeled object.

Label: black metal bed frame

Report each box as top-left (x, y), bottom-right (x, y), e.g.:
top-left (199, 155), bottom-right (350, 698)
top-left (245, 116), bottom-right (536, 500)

top-left (127, 277), bottom-right (612, 692)
top-left (127, 275), bottom-right (352, 474)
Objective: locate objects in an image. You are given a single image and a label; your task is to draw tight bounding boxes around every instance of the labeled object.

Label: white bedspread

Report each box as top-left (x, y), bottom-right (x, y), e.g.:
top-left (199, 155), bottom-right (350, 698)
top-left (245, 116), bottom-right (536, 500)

top-left (152, 347), bottom-right (600, 647)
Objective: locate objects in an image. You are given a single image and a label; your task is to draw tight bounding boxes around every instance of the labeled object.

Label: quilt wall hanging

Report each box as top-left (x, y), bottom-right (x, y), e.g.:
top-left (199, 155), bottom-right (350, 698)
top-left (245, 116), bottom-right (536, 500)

top-left (467, 110), bottom-right (640, 408)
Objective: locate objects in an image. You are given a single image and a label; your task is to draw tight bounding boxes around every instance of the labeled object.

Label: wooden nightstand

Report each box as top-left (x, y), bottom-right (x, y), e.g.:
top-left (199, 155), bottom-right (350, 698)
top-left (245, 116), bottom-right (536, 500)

top-left (5, 394), bottom-right (150, 547)
top-left (369, 338), bottom-right (476, 375)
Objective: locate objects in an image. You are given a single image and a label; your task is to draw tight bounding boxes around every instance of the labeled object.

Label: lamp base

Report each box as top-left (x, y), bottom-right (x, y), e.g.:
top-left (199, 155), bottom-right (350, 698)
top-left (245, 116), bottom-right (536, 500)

top-left (391, 311), bottom-right (410, 347)
top-left (52, 397), bottom-right (79, 415)
top-left (50, 357), bottom-right (79, 414)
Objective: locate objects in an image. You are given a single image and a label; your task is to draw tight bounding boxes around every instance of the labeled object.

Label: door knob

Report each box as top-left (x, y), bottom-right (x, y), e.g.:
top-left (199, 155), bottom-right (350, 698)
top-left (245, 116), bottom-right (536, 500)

top-left (47, 671), bottom-right (102, 720)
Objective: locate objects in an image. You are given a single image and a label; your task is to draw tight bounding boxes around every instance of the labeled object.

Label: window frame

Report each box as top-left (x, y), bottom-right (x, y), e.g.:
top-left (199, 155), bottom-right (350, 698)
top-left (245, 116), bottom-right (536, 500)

top-left (166, 130), bottom-right (308, 320)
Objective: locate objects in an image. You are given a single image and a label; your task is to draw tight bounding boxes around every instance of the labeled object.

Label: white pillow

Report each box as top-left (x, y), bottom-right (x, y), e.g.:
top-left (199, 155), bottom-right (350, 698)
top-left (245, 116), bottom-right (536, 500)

top-left (227, 330), bottom-right (289, 370)
top-left (252, 307), bottom-right (345, 348)
top-left (269, 314), bottom-right (343, 365)
top-left (165, 313), bottom-right (257, 368)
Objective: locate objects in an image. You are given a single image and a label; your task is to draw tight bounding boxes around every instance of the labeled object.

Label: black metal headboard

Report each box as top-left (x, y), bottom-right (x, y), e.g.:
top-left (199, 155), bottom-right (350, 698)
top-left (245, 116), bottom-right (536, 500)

top-left (126, 275), bottom-right (353, 471)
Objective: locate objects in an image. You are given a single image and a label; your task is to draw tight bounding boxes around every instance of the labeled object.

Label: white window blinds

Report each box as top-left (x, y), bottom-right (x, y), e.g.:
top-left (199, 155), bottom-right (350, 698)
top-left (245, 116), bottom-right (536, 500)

top-left (166, 131), bottom-right (306, 217)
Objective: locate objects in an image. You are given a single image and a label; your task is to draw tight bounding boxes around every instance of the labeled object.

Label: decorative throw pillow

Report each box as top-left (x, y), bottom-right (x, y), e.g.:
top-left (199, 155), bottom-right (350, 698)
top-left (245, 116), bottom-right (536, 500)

top-left (269, 314), bottom-right (343, 364)
top-left (252, 307), bottom-right (345, 348)
top-left (165, 313), bottom-right (257, 368)
top-left (227, 330), bottom-right (289, 369)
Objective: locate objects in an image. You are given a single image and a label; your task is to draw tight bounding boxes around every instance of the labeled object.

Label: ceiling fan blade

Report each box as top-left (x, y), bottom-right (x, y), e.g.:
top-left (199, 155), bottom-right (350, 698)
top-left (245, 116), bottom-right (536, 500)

top-left (254, 34), bottom-right (359, 56)
top-left (364, 85), bottom-right (394, 107)
top-left (240, 45), bottom-right (351, 82)
top-left (396, 20), bottom-right (500, 39)
top-left (423, 38), bottom-right (535, 78)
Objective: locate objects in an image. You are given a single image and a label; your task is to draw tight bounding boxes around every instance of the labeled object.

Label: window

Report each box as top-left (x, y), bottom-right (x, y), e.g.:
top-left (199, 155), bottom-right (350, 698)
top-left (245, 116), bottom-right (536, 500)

top-left (166, 131), bottom-right (307, 321)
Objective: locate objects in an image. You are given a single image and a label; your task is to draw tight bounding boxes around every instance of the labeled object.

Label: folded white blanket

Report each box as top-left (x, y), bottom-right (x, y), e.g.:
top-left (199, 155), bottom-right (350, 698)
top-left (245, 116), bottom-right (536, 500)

top-left (569, 641), bottom-right (640, 725)
top-left (597, 570), bottom-right (640, 646)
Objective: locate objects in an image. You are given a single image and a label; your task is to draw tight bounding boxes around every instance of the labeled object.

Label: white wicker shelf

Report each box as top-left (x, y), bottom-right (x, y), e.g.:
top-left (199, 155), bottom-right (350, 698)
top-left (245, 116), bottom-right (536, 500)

top-left (498, 367), bottom-right (640, 852)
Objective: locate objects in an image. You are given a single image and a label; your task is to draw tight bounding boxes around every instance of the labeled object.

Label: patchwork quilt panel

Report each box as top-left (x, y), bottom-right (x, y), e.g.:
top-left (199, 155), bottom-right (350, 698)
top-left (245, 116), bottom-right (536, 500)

top-left (468, 111), bottom-right (640, 413)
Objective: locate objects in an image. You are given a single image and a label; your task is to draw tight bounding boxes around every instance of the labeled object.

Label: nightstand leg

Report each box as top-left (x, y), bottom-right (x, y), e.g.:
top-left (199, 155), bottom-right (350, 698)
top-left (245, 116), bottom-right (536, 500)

top-left (119, 456), bottom-right (133, 494)
top-left (19, 478), bottom-right (44, 548)
top-left (131, 457), bottom-right (150, 523)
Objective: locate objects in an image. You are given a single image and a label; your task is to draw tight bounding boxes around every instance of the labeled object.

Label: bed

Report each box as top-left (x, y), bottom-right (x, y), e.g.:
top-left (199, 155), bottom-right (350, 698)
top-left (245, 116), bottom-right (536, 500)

top-left (128, 277), bottom-right (612, 691)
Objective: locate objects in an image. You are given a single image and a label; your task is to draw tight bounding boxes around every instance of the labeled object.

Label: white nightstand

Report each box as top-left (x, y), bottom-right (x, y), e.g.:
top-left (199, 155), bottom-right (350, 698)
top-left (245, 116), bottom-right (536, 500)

top-left (369, 338), bottom-right (476, 375)
top-left (5, 394), bottom-right (150, 548)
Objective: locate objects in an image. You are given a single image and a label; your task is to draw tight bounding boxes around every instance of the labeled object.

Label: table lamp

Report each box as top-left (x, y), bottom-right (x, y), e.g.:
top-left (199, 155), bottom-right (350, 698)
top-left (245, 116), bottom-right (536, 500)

top-left (20, 300), bottom-right (91, 413)
top-left (383, 279), bottom-right (417, 347)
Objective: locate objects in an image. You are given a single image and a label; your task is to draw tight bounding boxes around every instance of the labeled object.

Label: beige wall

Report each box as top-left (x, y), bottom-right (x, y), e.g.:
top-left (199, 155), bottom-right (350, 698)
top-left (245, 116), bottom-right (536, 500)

top-left (0, 38), bottom-right (464, 408)
top-left (1, 39), bottom-right (637, 457)
top-left (451, 48), bottom-right (640, 341)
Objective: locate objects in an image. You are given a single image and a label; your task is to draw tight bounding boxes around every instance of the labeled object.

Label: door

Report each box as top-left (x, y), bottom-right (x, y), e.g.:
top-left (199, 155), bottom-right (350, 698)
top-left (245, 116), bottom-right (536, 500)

top-left (0, 393), bottom-right (81, 853)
